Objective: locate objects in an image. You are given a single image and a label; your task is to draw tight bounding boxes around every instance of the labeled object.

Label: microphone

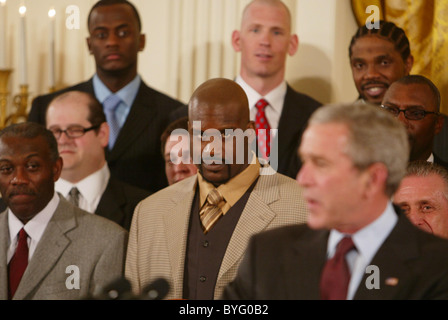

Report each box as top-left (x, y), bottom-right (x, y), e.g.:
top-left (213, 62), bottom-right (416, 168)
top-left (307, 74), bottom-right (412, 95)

top-left (95, 277), bottom-right (136, 300)
top-left (140, 278), bottom-right (170, 300)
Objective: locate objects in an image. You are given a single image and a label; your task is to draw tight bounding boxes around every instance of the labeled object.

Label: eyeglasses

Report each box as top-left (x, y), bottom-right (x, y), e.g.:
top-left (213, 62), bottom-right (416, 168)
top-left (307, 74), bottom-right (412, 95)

top-left (49, 125), bottom-right (100, 139)
top-left (380, 105), bottom-right (440, 120)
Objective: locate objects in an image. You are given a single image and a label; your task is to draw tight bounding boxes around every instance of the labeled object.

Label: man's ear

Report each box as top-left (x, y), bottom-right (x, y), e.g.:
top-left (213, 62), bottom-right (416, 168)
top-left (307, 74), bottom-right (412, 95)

top-left (288, 34), bottom-right (299, 56)
top-left (53, 157), bottom-right (63, 182)
top-left (361, 162), bottom-right (388, 199)
top-left (231, 30), bottom-right (242, 52)
top-left (86, 37), bottom-right (93, 54)
top-left (404, 54), bottom-right (414, 75)
top-left (435, 113), bottom-right (445, 135)
top-left (98, 122), bottom-right (110, 148)
top-left (139, 33), bottom-right (146, 52)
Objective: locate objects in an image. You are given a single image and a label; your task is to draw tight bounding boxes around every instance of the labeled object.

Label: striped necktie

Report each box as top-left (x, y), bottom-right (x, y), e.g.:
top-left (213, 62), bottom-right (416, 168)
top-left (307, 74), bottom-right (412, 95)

top-left (199, 189), bottom-right (225, 234)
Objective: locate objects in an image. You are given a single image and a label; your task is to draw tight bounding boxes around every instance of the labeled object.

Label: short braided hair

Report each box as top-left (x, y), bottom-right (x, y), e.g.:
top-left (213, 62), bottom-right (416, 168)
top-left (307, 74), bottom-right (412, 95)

top-left (349, 20), bottom-right (411, 61)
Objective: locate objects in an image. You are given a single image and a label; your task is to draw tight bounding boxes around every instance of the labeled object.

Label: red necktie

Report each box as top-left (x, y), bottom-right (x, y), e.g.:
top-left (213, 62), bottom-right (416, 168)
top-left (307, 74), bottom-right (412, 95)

top-left (255, 99), bottom-right (271, 159)
top-left (320, 236), bottom-right (356, 300)
top-left (8, 228), bottom-right (29, 299)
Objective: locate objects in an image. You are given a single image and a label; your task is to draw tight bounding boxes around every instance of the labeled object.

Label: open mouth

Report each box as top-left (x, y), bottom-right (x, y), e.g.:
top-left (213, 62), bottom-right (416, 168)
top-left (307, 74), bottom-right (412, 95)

top-left (361, 82), bottom-right (388, 99)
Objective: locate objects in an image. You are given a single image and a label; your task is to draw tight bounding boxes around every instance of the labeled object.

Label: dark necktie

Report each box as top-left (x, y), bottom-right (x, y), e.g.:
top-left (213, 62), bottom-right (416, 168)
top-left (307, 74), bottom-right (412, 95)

top-left (199, 189), bottom-right (224, 234)
top-left (320, 236), bottom-right (356, 300)
top-left (68, 187), bottom-right (80, 207)
top-left (255, 99), bottom-right (271, 160)
top-left (8, 228), bottom-right (29, 299)
top-left (103, 94), bottom-right (122, 149)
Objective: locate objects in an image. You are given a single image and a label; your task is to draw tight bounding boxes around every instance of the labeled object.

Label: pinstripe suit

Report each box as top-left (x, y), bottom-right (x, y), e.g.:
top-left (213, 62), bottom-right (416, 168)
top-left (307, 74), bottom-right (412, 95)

top-left (0, 195), bottom-right (128, 300)
top-left (125, 166), bottom-right (309, 299)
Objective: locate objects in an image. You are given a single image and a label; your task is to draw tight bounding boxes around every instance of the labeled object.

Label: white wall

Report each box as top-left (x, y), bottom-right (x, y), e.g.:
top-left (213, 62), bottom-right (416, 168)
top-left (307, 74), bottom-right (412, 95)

top-left (0, 0), bottom-right (359, 114)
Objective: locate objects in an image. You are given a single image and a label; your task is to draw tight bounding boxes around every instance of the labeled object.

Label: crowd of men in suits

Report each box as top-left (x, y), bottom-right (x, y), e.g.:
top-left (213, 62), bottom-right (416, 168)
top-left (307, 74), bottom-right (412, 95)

top-left (2, 0), bottom-right (448, 301)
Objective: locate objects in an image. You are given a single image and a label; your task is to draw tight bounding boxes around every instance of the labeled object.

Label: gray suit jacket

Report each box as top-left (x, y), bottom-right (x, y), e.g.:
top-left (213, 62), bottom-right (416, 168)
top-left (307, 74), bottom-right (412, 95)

top-left (125, 166), bottom-right (309, 299)
top-left (0, 195), bottom-right (128, 300)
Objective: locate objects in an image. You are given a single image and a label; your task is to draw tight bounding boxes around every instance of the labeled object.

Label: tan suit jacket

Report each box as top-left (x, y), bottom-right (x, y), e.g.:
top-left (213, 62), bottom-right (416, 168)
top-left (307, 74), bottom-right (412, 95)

top-left (125, 167), bottom-right (308, 299)
top-left (0, 195), bottom-right (128, 300)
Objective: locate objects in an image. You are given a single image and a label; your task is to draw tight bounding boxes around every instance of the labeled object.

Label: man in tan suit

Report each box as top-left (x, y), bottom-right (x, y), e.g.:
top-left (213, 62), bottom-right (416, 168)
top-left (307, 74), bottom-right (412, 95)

top-left (125, 78), bottom-right (308, 299)
top-left (0, 122), bottom-right (127, 300)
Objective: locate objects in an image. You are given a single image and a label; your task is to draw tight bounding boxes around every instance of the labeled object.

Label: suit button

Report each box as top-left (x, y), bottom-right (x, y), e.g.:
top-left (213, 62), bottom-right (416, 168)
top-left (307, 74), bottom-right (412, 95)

top-left (203, 240), bottom-right (209, 248)
top-left (199, 276), bottom-right (206, 282)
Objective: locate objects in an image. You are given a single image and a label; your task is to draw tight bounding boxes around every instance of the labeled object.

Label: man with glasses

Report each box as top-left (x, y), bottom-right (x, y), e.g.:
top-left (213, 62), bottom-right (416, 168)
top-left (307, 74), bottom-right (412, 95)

top-left (45, 91), bottom-right (150, 230)
top-left (380, 75), bottom-right (448, 169)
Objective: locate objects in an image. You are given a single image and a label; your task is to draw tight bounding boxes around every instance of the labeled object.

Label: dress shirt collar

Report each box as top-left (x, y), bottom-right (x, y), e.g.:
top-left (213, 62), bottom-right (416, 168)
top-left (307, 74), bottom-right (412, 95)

top-left (197, 153), bottom-right (260, 214)
top-left (56, 163), bottom-right (110, 208)
top-left (327, 201), bottom-right (398, 264)
top-left (235, 75), bottom-right (286, 123)
top-left (8, 191), bottom-right (60, 260)
top-left (92, 73), bottom-right (141, 108)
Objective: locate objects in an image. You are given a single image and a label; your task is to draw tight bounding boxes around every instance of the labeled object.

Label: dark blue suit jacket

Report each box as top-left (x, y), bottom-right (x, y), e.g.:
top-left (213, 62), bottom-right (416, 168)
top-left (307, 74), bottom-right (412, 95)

top-left (223, 208), bottom-right (448, 300)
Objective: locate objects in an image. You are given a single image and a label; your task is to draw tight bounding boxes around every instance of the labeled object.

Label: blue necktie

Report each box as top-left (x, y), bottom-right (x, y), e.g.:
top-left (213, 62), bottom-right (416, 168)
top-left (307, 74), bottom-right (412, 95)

top-left (103, 94), bottom-right (122, 149)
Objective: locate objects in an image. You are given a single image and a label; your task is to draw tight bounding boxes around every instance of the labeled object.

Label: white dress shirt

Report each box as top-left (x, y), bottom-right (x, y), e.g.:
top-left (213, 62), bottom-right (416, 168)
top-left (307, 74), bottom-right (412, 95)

top-left (235, 76), bottom-right (287, 137)
top-left (7, 191), bottom-right (60, 263)
top-left (55, 164), bottom-right (110, 214)
top-left (326, 201), bottom-right (398, 300)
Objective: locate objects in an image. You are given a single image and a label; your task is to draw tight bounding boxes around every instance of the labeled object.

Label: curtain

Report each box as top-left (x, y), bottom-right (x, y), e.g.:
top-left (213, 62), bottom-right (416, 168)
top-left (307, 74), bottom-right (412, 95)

top-left (351, 0), bottom-right (448, 115)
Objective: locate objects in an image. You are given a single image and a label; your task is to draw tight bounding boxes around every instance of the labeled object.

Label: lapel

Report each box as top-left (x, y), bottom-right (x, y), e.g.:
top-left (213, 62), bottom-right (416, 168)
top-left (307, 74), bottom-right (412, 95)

top-left (286, 229), bottom-right (328, 299)
top-left (162, 177), bottom-right (197, 295)
top-left (77, 78), bottom-right (95, 95)
top-left (217, 172), bottom-right (279, 281)
top-left (95, 177), bottom-right (126, 224)
top-left (105, 81), bottom-right (158, 162)
top-left (354, 213), bottom-right (420, 300)
top-left (13, 196), bottom-right (76, 300)
top-left (0, 211), bottom-right (9, 299)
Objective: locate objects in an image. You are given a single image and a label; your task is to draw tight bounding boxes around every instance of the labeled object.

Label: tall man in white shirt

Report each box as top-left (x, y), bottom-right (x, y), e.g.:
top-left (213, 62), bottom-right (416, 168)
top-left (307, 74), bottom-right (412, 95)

top-left (231, 0), bottom-right (322, 179)
top-left (46, 90), bottom-right (150, 230)
top-left (0, 122), bottom-right (127, 300)
top-left (223, 103), bottom-right (448, 300)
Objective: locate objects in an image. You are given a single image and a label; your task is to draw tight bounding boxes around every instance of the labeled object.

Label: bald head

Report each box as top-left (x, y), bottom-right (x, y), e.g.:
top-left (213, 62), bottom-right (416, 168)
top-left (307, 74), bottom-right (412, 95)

top-left (47, 91), bottom-right (106, 126)
top-left (188, 78), bottom-right (250, 123)
top-left (187, 78), bottom-right (255, 186)
top-left (241, 0), bottom-right (292, 30)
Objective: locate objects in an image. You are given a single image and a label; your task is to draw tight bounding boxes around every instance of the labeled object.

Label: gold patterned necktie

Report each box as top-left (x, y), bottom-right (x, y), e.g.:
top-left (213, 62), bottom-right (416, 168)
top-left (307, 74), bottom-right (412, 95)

top-left (199, 188), bottom-right (225, 234)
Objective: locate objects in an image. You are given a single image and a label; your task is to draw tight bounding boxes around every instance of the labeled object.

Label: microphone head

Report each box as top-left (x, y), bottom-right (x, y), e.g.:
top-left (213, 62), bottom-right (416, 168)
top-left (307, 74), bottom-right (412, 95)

top-left (141, 278), bottom-right (170, 300)
top-left (100, 277), bottom-right (133, 300)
